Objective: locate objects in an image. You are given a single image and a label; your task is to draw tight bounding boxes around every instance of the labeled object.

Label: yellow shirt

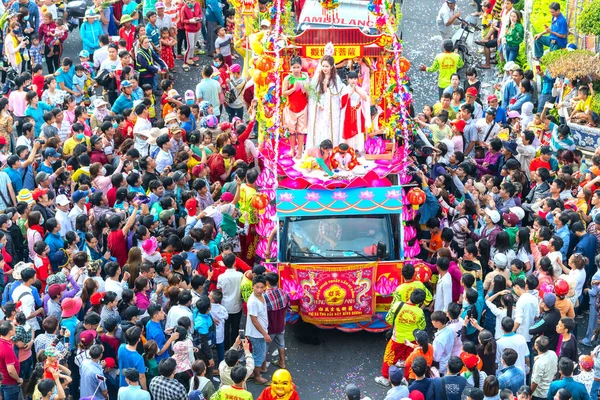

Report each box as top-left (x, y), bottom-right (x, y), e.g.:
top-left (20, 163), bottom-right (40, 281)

top-left (238, 184), bottom-right (257, 225)
top-left (391, 302), bottom-right (426, 343)
top-left (62, 137), bottom-right (89, 156)
top-left (575, 96), bottom-right (592, 113)
top-left (392, 281), bottom-right (433, 306)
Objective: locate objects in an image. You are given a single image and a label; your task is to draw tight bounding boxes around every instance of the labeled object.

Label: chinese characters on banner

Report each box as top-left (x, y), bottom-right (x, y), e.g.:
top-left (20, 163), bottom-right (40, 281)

top-left (280, 263), bottom-right (377, 324)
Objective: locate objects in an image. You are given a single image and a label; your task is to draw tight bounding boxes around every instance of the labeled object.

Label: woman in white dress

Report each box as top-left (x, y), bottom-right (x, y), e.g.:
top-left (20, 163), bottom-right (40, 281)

top-left (341, 71), bottom-right (370, 154)
top-left (306, 55), bottom-right (344, 150)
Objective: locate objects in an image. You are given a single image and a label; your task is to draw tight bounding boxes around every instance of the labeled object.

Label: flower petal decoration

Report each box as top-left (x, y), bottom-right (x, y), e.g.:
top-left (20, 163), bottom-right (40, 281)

top-left (278, 192), bottom-right (294, 202)
top-left (359, 190), bottom-right (375, 200)
top-left (279, 177), bottom-right (309, 189)
top-left (332, 191), bottom-right (348, 201)
top-left (305, 191), bottom-right (321, 201)
top-left (386, 189), bottom-right (402, 200)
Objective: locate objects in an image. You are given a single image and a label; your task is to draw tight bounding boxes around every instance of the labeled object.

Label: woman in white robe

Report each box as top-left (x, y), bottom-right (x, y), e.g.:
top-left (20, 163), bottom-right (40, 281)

top-left (306, 55), bottom-right (345, 150)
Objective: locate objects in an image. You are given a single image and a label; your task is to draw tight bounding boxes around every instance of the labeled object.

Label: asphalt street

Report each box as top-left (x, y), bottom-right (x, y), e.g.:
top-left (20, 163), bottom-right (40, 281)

top-left (58, 0), bottom-right (592, 398)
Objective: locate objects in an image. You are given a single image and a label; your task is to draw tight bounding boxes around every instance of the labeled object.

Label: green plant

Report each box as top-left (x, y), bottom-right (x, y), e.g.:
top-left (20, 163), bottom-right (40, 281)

top-left (514, 0), bottom-right (524, 11)
top-left (592, 93), bottom-right (600, 115)
top-left (530, 0), bottom-right (566, 34)
top-left (540, 49), bottom-right (598, 79)
top-left (577, 0), bottom-right (600, 36)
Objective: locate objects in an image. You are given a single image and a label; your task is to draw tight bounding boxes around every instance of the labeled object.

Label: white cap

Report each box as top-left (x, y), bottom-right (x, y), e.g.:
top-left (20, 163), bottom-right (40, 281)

top-left (56, 194), bottom-right (70, 206)
top-left (484, 209), bottom-right (501, 224)
top-left (509, 206), bottom-right (525, 221)
top-left (503, 61), bottom-right (518, 71)
top-left (493, 253), bottom-right (508, 268)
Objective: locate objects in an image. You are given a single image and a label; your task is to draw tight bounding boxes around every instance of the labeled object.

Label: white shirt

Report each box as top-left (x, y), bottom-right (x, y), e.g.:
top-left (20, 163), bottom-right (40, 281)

top-left (434, 272), bottom-right (452, 312)
top-left (497, 332), bottom-right (529, 373)
top-left (569, 268), bottom-right (586, 299)
top-left (246, 293), bottom-right (268, 339)
top-left (55, 209), bottom-right (73, 237)
top-left (485, 299), bottom-right (509, 340)
top-left (99, 58), bottom-right (120, 73)
top-left (155, 149), bottom-right (173, 174)
top-left (166, 305), bottom-right (193, 333)
top-left (16, 135), bottom-right (32, 152)
top-left (134, 117), bottom-right (152, 157)
top-left (70, 266), bottom-right (88, 295)
top-left (93, 46), bottom-right (109, 69)
top-left (217, 269), bottom-right (243, 314)
top-left (156, 13), bottom-right (173, 30)
top-left (209, 303), bottom-right (228, 344)
top-left (12, 284), bottom-right (40, 331)
top-left (436, 2), bottom-right (459, 37)
top-left (105, 278), bottom-right (126, 300)
top-left (475, 117), bottom-right (501, 143)
top-left (68, 204), bottom-right (85, 229)
top-left (514, 291), bottom-right (540, 342)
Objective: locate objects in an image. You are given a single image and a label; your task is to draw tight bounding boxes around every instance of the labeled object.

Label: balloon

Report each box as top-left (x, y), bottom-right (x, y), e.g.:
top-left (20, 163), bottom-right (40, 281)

top-left (253, 70), bottom-right (267, 86)
top-left (399, 57), bottom-right (411, 73)
top-left (248, 31), bottom-right (266, 56)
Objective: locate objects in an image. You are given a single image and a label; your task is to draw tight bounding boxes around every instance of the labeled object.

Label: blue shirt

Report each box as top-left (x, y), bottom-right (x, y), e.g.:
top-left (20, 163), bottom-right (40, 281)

top-left (118, 345), bottom-right (147, 387)
top-left (145, 23), bottom-right (160, 46)
top-left (555, 225), bottom-right (570, 261)
top-left (494, 107), bottom-right (507, 124)
top-left (56, 66), bottom-right (75, 91)
top-left (550, 13), bottom-right (568, 48)
top-left (145, 320), bottom-right (168, 362)
top-left (25, 102), bottom-right (53, 138)
top-left (60, 316), bottom-right (79, 349)
top-left (498, 365), bottom-right (525, 394)
top-left (547, 377), bottom-right (591, 400)
top-left (117, 385), bottom-right (151, 400)
top-left (17, 160), bottom-right (34, 191)
top-left (80, 360), bottom-right (107, 400)
top-left (112, 94), bottom-right (134, 115)
top-left (4, 167), bottom-right (22, 193)
top-left (541, 72), bottom-right (556, 95)
top-left (503, 81), bottom-right (518, 108)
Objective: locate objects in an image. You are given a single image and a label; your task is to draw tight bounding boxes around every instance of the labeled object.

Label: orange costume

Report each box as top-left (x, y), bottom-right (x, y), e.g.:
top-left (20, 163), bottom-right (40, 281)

top-left (404, 345), bottom-right (434, 380)
top-left (330, 146), bottom-right (360, 170)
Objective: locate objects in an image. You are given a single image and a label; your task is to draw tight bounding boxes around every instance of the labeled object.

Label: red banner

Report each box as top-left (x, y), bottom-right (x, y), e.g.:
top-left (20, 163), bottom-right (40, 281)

top-left (279, 263), bottom-right (377, 324)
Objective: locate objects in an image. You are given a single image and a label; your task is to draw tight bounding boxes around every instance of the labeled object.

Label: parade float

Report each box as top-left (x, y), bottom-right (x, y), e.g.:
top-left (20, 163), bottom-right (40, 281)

top-left (234, 0), bottom-right (426, 332)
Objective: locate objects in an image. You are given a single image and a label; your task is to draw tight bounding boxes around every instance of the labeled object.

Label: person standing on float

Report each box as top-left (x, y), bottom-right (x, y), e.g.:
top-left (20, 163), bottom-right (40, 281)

top-left (306, 53), bottom-right (344, 151)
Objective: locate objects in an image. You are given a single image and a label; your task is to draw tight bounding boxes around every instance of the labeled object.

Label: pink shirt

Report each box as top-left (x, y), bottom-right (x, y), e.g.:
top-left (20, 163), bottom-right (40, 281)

top-left (8, 90), bottom-right (27, 117)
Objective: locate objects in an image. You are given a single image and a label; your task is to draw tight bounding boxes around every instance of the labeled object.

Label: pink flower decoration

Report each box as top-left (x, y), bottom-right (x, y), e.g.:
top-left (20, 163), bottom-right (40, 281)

top-left (385, 189), bottom-right (401, 200)
top-left (374, 275), bottom-right (398, 296)
top-left (404, 225), bottom-right (416, 241)
top-left (332, 191), bottom-right (348, 201)
top-left (359, 190), bottom-right (375, 200)
top-left (305, 192), bottom-right (321, 201)
top-left (282, 278), bottom-right (304, 301)
top-left (279, 192), bottom-right (294, 202)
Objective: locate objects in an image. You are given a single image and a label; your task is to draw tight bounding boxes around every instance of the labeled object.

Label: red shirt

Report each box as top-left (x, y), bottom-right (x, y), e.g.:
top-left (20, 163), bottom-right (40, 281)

top-left (32, 75), bottom-right (45, 98)
top-left (107, 186), bottom-right (117, 207)
top-left (529, 157), bottom-right (552, 173)
top-left (207, 153), bottom-right (226, 185)
top-left (233, 121), bottom-right (255, 163)
top-left (0, 337), bottom-right (19, 385)
top-left (123, 121), bottom-right (134, 140)
top-left (119, 26), bottom-right (136, 52)
top-left (108, 229), bottom-right (127, 266)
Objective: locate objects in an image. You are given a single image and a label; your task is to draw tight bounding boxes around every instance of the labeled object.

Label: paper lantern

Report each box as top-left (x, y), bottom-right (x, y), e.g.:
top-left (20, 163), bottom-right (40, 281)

top-left (253, 70), bottom-right (267, 86)
top-left (407, 187), bottom-right (426, 210)
top-left (399, 57), bottom-right (410, 73)
top-left (414, 264), bottom-right (432, 283)
top-left (252, 193), bottom-right (269, 214)
top-left (255, 55), bottom-right (274, 73)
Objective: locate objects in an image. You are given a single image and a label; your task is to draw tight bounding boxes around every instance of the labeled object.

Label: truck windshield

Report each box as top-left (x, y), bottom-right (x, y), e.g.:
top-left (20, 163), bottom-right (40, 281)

top-left (286, 215), bottom-right (390, 260)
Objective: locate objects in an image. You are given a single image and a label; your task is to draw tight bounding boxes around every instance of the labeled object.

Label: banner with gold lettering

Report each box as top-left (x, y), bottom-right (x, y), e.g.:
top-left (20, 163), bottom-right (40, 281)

top-left (280, 263), bottom-right (377, 324)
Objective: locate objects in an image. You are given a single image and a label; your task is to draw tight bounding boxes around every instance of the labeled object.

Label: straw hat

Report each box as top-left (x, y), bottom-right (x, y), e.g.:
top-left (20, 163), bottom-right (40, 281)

top-left (146, 127), bottom-right (169, 146)
top-left (17, 189), bottom-right (33, 205)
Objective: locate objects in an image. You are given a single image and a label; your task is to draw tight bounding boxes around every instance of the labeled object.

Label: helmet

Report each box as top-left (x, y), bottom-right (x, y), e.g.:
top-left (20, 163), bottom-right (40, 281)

top-left (554, 279), bottom-right (569, 296)
top-left (201, 115), bottom-right (219, 129)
